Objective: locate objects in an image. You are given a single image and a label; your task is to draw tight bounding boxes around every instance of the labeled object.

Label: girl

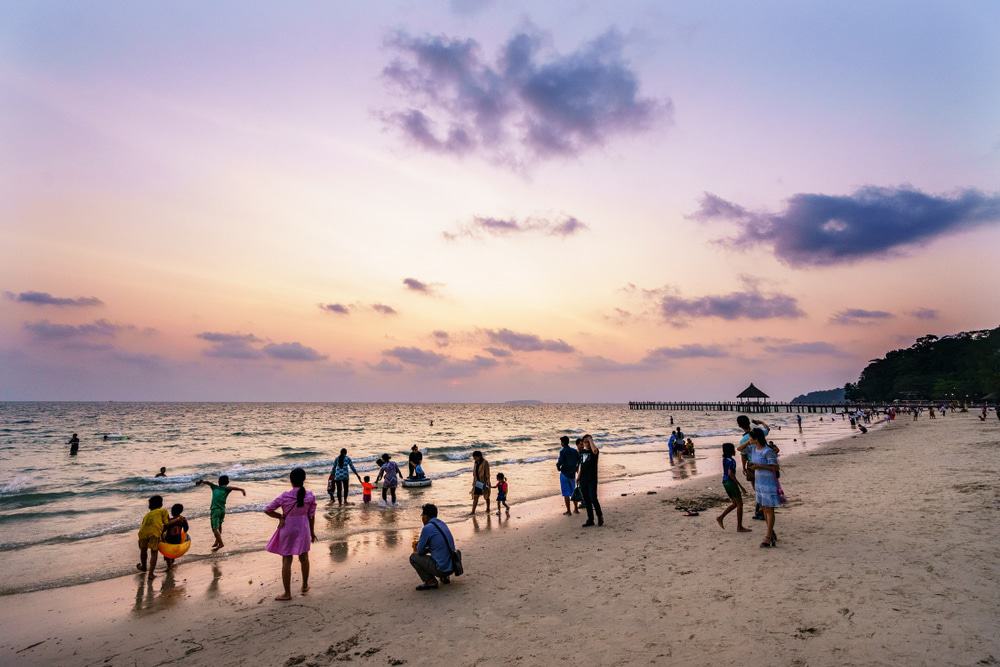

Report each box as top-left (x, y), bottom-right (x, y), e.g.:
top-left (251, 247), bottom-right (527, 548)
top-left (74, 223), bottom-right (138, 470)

top-left (328, 448), bottom-right (362, 506)
top-left (264, 468), bottom-right (317, 601)
top-left (493, 472), bottom-right (510, 515)
top-left (716, 443), bottom-right (751, 533)
top-left (746, 428), bottom-right (780, 547)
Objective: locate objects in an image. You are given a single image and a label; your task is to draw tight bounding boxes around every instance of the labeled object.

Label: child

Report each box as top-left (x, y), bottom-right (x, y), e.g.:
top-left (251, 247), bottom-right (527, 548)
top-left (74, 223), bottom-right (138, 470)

top-left (413, 463), bottom-right (426, 479)
top-left (195, 475), bottom-right (246, 551)
top-left (137, 495), bottom-right (169, 578)
top-left (361, 476), bottom-right (375, 505)
top-left (493, 472), bottom-right (510, 515)
top-left (155, 467), bottom-right (167, 478)
top-left (161, 503), bottom-right (189, 570)
top-left (716, 443), bottom-right (751, 533)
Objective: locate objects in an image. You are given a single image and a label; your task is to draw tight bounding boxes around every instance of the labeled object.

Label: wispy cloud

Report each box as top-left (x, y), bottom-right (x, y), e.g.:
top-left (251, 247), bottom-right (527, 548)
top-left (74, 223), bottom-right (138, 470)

top-left (5, 291), bottom-right (103, 307)
top-left (262, 342), bottom-right (327, 362)
top-left (381, 26), bottom-right (669, 166)
top-left (371, 303), bottom-right (398, 316)
top-left (484, 346), bottom-right (512, 358)
top-left (403, 277), bottom-right (439, 295)
top-left (485, 328), bottom-right (574, 353)
top-left (443, 215), bottom-right (588, 240)
top-left (432, 330), bottom-right (450, 347)
top-left (319, 303), bottom-right (351, 315)
top-left (763, 341), bottom-right (846, 356)
top-left (909, 308), bottom-right (939, 320)
top-left (690, 187), bottom-right (1000, 266)
top-left (25, 319), bottom-right (122, 341)
top-left (830, 308), bottom-right (894, 325)
top-left (658, 280), bottom-right (804, 325)
top-left (381, 346), bottom-right (497, 378)
top-left (578, 343), bottom-right (728, 373)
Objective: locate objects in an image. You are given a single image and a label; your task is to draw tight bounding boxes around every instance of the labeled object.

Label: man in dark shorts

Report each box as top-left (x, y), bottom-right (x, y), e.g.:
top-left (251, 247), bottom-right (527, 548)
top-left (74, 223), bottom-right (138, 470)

top-left (408, 445), bottom-right (423, 478)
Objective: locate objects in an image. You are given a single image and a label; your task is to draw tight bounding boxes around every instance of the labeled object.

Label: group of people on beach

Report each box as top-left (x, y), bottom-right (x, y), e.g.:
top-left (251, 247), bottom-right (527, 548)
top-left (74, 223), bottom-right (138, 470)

top-left (555, 434), bottom-right (604, 527)
top-left (716, 416), bottom-right (783, 548)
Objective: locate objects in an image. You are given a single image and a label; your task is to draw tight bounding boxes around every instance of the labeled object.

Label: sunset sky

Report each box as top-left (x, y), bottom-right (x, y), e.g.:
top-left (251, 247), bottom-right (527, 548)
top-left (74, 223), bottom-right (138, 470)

top-left (2, 1), bottom-right (999, 401)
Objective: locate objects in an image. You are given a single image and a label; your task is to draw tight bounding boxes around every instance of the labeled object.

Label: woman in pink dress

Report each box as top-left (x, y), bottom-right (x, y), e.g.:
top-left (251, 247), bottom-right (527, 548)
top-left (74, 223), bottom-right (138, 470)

top-left (264, 467), bottom-right (317, 601)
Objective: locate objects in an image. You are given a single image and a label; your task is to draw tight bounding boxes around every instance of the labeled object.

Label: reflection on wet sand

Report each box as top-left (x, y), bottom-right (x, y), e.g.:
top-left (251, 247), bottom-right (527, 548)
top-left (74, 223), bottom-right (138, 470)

top-left (132, 570), bottom-right (185, 614)
top-left (329, 540), bottom-right (349, 562)
top-left (671, 458), bottom-right (700, 480)
top-left (206, 561), bottom-right (222, 598)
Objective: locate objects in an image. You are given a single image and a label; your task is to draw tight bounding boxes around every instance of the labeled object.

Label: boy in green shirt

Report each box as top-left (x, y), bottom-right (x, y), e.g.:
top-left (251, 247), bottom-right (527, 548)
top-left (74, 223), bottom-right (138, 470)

top-left (195, 475), bottom-right (246, 551)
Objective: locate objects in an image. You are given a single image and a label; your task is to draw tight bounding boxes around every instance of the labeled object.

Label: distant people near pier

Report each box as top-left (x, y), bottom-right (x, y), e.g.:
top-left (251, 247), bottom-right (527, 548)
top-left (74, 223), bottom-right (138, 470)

top-left (796, 414), bottom-right (802, 431)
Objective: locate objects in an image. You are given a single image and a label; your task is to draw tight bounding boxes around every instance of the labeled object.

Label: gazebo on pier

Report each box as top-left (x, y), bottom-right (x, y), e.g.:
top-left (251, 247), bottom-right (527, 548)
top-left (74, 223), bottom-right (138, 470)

top-left (737, 383), bottom-right (769, 405)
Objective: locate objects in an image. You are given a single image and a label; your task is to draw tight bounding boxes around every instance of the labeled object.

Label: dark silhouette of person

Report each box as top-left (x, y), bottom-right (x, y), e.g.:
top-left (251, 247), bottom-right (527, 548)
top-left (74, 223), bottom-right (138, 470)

top-left (68, 433), bottom-right (80, 456)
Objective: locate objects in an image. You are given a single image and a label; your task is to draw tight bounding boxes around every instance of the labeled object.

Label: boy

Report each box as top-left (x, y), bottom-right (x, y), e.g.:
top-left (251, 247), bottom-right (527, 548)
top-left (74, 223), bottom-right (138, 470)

top-left (195, 475), bottom-right (246, 551)
top-left (137, 495), bottom-right (169, 578)
top-left (161, 503), bottom-right (189, 570)
top-left (361, 475), bottom-right (375, 504)
top-left (716, 443), bottom-right (751, 533)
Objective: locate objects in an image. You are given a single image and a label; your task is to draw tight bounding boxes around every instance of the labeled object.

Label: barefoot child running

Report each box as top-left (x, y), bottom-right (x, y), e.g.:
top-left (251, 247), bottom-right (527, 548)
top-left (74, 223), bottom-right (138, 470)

top-left (137, 495), bottom-right (169, 579)
top-left (493, 473), bottom-right (510, 515)
top-left (195, 475), bottom-right (246, 551)
top-left (716, 443), bottom-right (751, 533)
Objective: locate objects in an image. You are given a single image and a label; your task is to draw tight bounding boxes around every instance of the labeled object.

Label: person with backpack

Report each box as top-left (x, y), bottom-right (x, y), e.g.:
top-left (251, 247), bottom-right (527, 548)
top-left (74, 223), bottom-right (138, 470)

top-left (410, 503), bottom-right (460, 591)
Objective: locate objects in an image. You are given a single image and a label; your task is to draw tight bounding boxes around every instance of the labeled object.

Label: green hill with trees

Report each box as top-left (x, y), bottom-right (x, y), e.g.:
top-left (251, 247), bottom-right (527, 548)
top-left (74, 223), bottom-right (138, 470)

top-left (844, 327), bottom-right (1000, 402)
top-left (791, 388), bottom-right (846, 404)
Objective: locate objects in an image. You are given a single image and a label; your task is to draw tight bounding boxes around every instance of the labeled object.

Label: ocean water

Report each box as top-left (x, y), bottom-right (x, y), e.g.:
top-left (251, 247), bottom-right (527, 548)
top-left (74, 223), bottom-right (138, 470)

top-left (0, 402), bottom-right (855, 594)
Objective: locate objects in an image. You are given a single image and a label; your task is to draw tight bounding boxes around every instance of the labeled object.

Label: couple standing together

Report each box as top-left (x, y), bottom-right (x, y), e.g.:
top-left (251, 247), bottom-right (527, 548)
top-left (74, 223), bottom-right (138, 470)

top-left (556, 434), bottom-right (603, 527)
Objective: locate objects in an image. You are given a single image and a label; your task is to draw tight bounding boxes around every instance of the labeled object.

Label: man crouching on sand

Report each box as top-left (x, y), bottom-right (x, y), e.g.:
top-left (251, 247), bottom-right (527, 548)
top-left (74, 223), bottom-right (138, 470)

top-left (410, 503), bottom-right (456, 591)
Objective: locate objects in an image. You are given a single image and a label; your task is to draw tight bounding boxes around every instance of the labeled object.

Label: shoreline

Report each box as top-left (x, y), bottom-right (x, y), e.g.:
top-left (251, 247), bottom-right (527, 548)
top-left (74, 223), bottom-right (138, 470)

top-left (4, 415), bottom-right (998, 666)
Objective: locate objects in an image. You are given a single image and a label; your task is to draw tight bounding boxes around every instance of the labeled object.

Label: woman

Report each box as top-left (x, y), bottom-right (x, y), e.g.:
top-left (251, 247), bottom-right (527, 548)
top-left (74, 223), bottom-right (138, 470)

top-left (375, 454), bottom-right (402, 505)
top-left (328, 448), bottom-right (362, 506)
top-left (578, 434), bottom-right (603, 527)
top-left (470, 450), bottom-right (491, 515)
top-left (265, 467), bottom-right (317, 601)
top-left (746, 428), bottom-right (780, 547)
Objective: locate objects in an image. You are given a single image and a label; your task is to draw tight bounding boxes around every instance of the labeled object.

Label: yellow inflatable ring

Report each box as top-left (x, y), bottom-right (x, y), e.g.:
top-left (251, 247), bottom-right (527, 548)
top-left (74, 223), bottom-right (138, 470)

top-left (158, 531), bottom-right (192, 559)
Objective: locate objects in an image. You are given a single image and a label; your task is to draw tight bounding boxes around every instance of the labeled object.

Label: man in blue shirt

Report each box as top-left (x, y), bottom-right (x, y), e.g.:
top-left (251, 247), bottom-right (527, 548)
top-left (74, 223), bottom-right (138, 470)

top-left (410, 503), bottom-right (455, 591)
top-left (556, 435), bottom-right (581, 515)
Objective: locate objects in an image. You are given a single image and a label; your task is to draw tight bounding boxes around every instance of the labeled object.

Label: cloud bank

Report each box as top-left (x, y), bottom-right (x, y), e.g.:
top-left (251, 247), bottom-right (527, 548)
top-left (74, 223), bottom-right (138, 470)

top-left (691, 187), bottom-right (1000, 266)
top-left (485, 328), bottom-right (574, 353)
top-left (381, 27), bottom-right (669, 165)
top-left (659, 283), bottom-right (804, 324)
top-left (830, 308), bottom-right (894, 325)
top-left (382, 346), bottom-right (497, 378)
top-left (197, 332), bottom-right (326, 362)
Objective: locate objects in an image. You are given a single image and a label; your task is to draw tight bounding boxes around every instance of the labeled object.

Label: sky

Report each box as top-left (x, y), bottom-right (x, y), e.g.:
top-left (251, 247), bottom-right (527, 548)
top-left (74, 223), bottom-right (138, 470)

top-left (2, 0), bottom-right (999, 402)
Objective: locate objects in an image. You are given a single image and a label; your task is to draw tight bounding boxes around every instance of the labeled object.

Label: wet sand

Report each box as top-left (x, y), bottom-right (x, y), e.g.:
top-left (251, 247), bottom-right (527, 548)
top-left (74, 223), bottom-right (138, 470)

top-left (2, 415), bottom-right (998, 666)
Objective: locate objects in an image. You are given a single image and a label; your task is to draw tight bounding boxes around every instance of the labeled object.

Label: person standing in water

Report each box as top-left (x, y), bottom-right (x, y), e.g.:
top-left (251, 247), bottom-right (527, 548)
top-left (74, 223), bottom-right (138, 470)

top-left (470, 451), bottom-right (491, 515)
top-left (68, 433), bottom-right (80, 456)
top-left (264, 467), bottom-right (317, 601)
top-left (796, 414), bottom-right (802, 431)
top-left (408, 445), bottom-right (423, 479)
top-left (578, 434), bottom-right (603, 527)
top-left (328, 448), bottom-right (361, 506)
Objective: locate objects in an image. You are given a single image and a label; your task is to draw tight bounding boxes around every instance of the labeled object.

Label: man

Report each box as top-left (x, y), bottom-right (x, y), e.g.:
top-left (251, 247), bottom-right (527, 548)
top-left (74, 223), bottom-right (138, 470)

top-left (667, 427), bottom-right (684, 465)
top-left (556, 435), bottom-right (581, 516)
top-left (410, 503), bottom-right (455, 591)
top-left (408, 444), bottom-right (423, 478)
top-left (470, 450), bottom-right (491, 515)
top-left (796, 414), bottom-right (802, 431)
top-left (68, 433), bottom-right (80, 456)
top-left (735, 415), bottom-right (768, 521)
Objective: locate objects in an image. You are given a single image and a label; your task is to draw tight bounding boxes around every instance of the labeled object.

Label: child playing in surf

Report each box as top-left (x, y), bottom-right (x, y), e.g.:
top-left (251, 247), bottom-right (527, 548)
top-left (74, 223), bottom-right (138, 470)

top-left (493, 473), bottom-right (510, 515)
top-left (195, 475), bottom-right (246, 551)
top-left (716, 443), bottom-right (751, 533)
top-left (137, 495), bottom-right (169, 578)
top-left (161, 503), bottom-right (189, 570)
top-left (361, 476), bottom-right (374, 504)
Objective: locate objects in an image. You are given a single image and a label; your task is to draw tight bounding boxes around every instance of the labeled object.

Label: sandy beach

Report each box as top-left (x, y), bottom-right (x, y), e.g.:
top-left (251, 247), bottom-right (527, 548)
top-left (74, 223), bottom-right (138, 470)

top-left (2, 414), bottom-right (998, 667)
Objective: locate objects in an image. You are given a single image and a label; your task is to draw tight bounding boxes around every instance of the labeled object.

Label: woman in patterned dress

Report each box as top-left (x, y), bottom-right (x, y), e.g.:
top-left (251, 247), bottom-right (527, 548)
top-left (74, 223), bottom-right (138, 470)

top-left (746, 427), bottom-right (780, 547)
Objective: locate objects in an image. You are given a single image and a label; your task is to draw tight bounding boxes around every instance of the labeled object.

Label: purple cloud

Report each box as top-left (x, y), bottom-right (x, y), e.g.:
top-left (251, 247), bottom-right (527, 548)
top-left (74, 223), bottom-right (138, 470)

top-left (381, 27), bottom-right (669, 165)
top-left (6, 291), bottom-right (103, 307)
top-left (909, 308), bottom-right (939, 320)
top-left (197, 332), bottom-right (263, 359)
top-left (659, 284), bottom-right (804, 324)
top-left (691, 187), bottom-right (1000, 266)
top-left (830, 308), bottom-right (894, 325)
top-left (369, 359), bottom-right (405, 373)
top-left (403, 278), bottom-right (437, 295)
top-left (484, 346), bottom-right (512, 358)
top-left (443, 214), bottom-right (588, 240)
top-left (432, 330), bottom-right (450, 347)
top-left (764, 341), bottom-right (845, 356)
top-left (579, 343), bottom-right (728, 373)
top-left (485, 328), bottom-right (574, 353)
top-left (371, 303), bottom-right (398, 316)
top-left (25, 319), bottom-right (122, 341)
top-left (262, 342), bottom-right (327, 362)
top-left (384, 346), bottom-right (447, 367)
top-left (319, 303), bottom-right (351, 315)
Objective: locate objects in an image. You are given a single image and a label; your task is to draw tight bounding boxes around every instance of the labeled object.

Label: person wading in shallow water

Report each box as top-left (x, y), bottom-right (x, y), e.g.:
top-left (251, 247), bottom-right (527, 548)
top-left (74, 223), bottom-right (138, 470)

top-left (578, 434), bottom-right (604, 528)
top-left (68, 433), bottom-right (80, 456)
top-left (470, 450), bottom-right (491, 515)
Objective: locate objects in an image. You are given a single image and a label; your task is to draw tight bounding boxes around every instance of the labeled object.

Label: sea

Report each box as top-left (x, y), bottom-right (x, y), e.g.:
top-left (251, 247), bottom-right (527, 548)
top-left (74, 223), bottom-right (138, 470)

top-left (0, 402), bottom-right (858, 594)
